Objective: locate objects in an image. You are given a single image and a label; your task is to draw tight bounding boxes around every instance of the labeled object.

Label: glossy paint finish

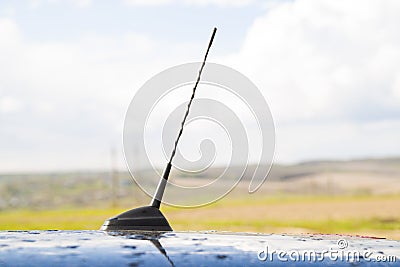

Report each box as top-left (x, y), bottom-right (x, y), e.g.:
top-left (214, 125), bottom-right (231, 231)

top-left (0, 231), bottom-right (399, 266)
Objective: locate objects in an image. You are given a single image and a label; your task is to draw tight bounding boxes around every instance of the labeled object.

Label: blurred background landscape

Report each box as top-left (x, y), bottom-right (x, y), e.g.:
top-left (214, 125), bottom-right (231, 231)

top-left (1, 158), bottom-right (399, 239)
top-left (1, 0), bottom-right (400, 240)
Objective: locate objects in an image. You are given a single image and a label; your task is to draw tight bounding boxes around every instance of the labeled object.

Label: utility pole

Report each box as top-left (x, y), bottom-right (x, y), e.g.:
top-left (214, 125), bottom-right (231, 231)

top-left (110, 147), bottom-right (119, 208)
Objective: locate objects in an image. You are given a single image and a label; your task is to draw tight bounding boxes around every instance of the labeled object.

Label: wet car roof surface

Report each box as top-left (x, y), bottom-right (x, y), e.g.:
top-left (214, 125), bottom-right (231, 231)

top-left (0, 231), bottom-right (399, 266)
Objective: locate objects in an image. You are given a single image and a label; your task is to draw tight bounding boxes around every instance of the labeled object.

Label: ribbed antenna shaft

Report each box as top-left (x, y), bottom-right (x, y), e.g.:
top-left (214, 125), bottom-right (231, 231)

top-left (151, 27), bottom-right (217, 208)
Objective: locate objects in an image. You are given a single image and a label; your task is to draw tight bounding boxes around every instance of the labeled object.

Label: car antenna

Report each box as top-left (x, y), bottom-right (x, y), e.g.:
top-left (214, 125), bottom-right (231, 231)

top-left (101, 27), bottom-right (217, 231)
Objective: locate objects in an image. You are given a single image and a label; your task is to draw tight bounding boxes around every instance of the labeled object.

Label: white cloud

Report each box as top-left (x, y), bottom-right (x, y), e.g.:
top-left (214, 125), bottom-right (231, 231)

top-left (0, 17), bottom-right (20, 43)
top-left (231, 0), bottom-right (400, 123)
top-left (123, 0), bottom-right (255, 7)
top-left (0, 97), bottom-right (24, 114)
top-left (0, 15), bottom-right (208, 172)
top-left (225, 0), bottom-right (400, 162)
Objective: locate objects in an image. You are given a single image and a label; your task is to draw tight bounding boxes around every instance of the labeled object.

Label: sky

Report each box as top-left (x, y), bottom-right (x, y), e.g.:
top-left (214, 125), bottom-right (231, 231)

top-left (0, 0), bottom-right (400, 172)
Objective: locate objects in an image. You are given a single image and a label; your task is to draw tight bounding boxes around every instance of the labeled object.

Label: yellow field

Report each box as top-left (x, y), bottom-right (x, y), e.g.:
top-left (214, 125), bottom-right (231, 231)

top-left (1, 194), bottom-right (399, 240)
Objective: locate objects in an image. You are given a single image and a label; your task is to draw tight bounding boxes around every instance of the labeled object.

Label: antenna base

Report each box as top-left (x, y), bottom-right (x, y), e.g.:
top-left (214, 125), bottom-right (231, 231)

top-left (100, 206), bottom-right (172, 231)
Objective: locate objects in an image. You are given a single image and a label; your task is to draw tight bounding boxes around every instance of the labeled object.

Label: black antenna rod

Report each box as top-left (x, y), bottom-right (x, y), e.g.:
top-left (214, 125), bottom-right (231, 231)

top-left (151, 27), bottom-right (217, 208)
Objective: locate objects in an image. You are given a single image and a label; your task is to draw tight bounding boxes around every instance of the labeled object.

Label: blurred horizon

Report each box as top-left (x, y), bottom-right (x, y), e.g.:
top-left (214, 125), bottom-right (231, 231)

top-left (0, 155), bottom-right (400, 174)
top-left (1, 157), bottom-right (399, 239)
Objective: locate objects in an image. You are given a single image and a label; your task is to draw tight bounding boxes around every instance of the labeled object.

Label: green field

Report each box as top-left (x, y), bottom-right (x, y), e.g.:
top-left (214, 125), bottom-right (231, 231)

top-left (1, 194), bottom-right (399, 240)
top-left (1, 159), bottom-right (399, 239)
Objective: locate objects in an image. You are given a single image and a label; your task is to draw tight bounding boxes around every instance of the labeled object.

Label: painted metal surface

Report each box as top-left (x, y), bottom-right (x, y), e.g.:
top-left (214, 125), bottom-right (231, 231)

top-left (0, 231), bottom-right (399, 266)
